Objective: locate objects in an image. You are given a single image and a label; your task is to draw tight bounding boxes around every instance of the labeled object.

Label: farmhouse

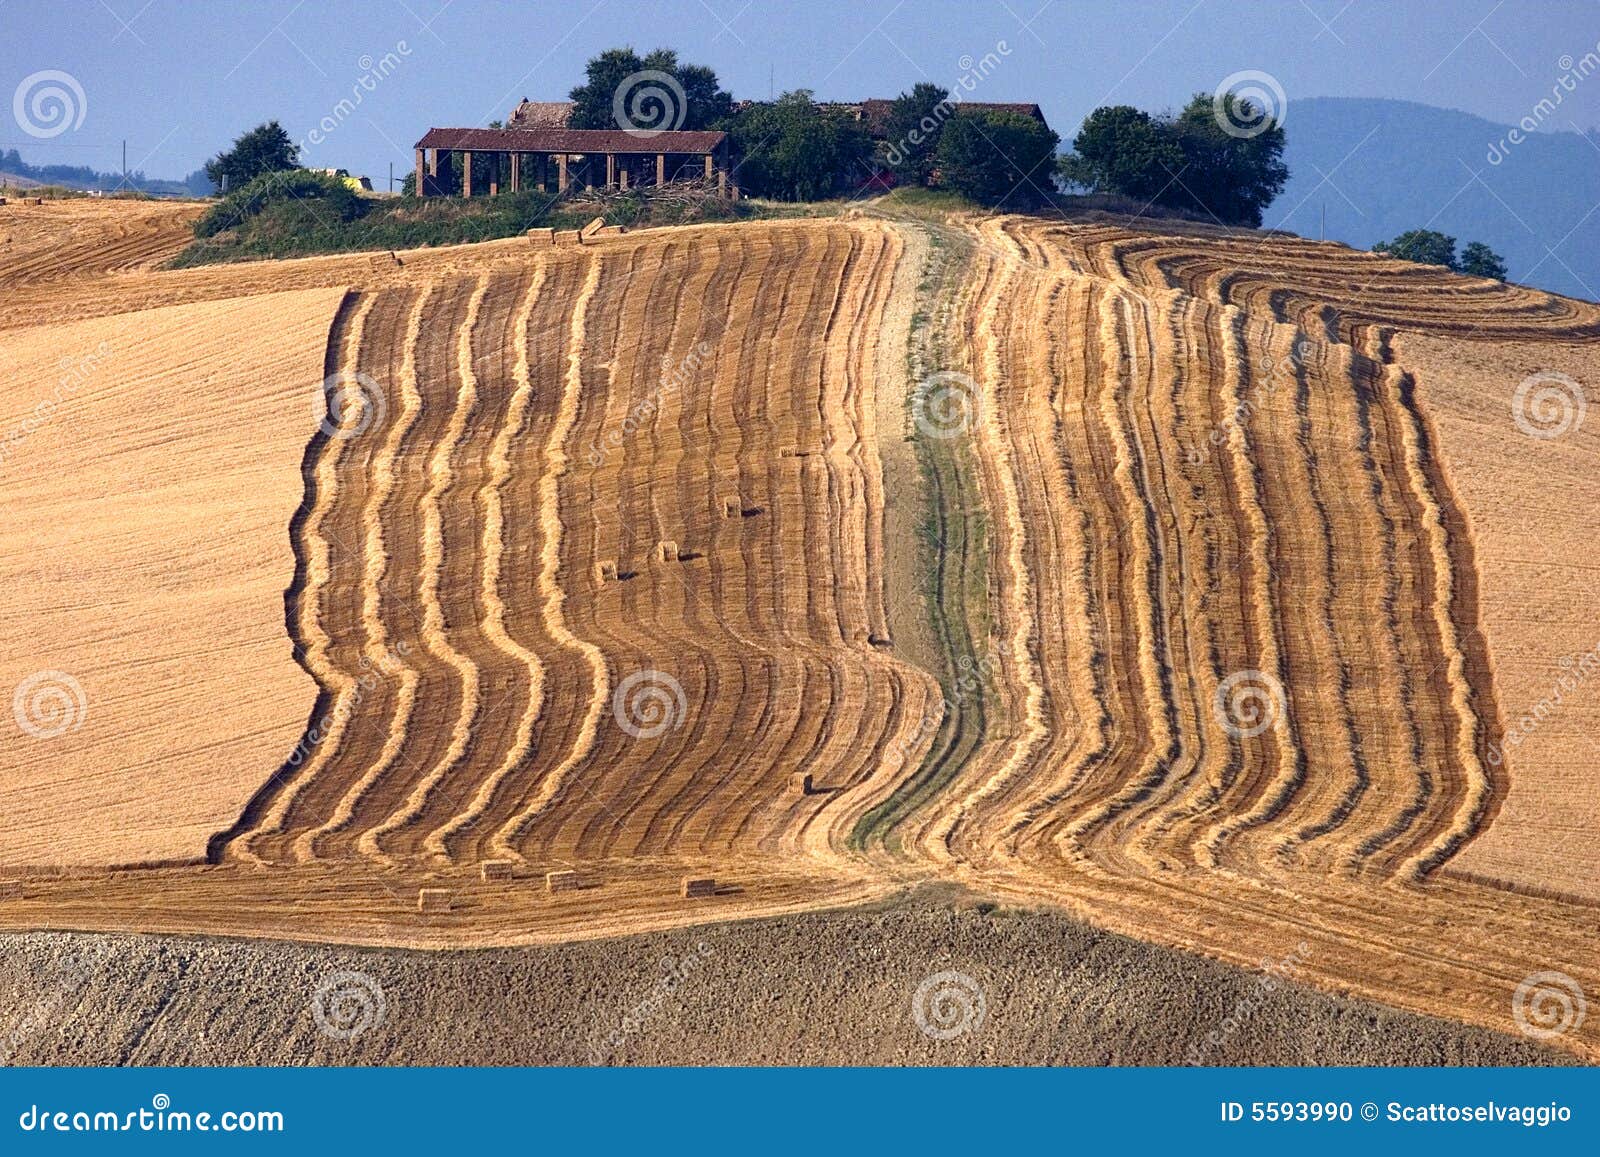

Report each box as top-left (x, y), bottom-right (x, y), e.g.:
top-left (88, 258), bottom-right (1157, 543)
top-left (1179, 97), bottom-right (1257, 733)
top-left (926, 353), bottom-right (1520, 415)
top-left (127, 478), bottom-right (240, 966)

top-left (413, 125), bottom-right (732, 198)
top-left (414, 97), bottom-right (1050, 198)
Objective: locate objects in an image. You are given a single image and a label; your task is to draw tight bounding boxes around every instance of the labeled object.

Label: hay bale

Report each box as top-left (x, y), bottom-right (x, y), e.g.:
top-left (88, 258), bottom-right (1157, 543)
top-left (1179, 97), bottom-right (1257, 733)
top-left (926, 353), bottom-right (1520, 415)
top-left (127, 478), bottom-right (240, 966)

top-left (480, 860), bottom-right (513, 882)
top-left (554, 229), bottom-right (583, 246)
top-left (525, 227), bottom-right (555, 244)
top-left (546, 869), bottom-right (582, 894)
top-left (595, 559), bottom-right (618, 584)
top-left (0, 881), bottom-right (23, 901)
top-left (681, 876), bottom-right (717, 898)
top-left (417, 887), bottom-right (452, 912)
top-left (595, 224), bottom-right (626, 237)
top-left (790, 772), bottom-right (815, 796)
top-left (723, 496), bottom-right (741, 518)
top-left (580, 216), bottom-right (606, 238)
top-left (657, 540), bottom-right (679, 562)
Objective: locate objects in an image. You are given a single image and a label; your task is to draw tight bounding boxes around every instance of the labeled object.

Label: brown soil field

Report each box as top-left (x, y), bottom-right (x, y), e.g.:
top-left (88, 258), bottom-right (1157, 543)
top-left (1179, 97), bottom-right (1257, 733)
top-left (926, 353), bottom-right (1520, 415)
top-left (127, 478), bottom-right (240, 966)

top-left (0, 891), bottom-right (1566, 1065)
top-left (2, 200), bottom-right (1597, 1064)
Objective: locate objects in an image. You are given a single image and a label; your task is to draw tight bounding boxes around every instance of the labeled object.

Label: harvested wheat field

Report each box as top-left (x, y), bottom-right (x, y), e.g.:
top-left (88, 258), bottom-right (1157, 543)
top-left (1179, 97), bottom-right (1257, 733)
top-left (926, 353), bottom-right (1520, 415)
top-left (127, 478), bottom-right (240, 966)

top-left (0, 197), bottom-right (204, 294)
top-left (3, 200), bottom-right (1598, 1061)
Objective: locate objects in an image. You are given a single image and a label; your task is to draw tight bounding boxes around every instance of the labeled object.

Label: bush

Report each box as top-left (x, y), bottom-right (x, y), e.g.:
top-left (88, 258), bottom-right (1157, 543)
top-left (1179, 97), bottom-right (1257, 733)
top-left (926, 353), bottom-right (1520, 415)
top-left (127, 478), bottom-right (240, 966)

top-left (193, 169), bottom-right (364, 238)
top-left (934, 110), bottom-right (1059, 208)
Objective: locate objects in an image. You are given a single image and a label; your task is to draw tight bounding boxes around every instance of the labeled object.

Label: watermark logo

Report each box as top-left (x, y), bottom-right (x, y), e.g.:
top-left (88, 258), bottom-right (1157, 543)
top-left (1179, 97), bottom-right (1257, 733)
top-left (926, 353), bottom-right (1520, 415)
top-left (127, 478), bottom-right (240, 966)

top-left (912, 970), bottom-right (986, 1041)
top-left (1186, 942), bottom-right (1310, 1064)
top-left (1512, 371), bottom-right (1586, 440)
top-left (311, 970), bottom-right (387, 1041)
top-left (613, 669), bottom-right (687, 739)
top-left (1213, 668), bottom-right (1285, 739)
top-left (1212, 70), bottom-right (1285, 139)
top-left (614, 70), bottom-right (686, 137)
top-left (12, 670), bottom-right (88, 739)
top-left (317, 370), bottom-right (387, 439)
top-left (913, 370), bottom-right (980, 439)
top-left (302, 42), bottom-right (411, 151)
top-left (1512, 971), bottom-right (1586, 1041)
top-left (13, 70), bottom-right (86, 139)
top-left (589, 943), bottom-right (714, 1061)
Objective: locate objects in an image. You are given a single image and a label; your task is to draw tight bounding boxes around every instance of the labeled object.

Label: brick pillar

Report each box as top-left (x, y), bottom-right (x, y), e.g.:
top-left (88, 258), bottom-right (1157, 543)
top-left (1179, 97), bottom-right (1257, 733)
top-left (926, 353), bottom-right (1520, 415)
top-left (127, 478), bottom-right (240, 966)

top-left (428, 149), bottom-right (440, 177)
top-left (462, 151), bottom-right (472, 197)
top-left (557, 154), bottom-right (568, 192)
top-left (415, 148), bottom-right (425, 197)
top-left (606, 153), bottom-right (615, 187)
top-left (510, 153), bottom-right (520, 193)
top-left (619, 162), bottom-right (629, 191)
top-left (704, 154), bottom-right (713, 179)
top-left (657, 153), bottom-right (665, 186)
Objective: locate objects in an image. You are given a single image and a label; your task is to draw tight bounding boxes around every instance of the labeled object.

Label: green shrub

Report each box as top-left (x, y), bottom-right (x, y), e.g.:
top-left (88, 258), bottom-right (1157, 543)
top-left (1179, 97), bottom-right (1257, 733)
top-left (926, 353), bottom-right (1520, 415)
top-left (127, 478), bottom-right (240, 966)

top-left (193, 169), bottom-right (364, 238)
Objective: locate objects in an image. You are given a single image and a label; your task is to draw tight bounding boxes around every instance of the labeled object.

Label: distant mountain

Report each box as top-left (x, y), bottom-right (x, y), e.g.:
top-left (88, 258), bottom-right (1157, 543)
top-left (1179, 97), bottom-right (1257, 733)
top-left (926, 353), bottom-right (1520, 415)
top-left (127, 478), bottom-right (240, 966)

top-left (1269, 97), bottom-right (1600, 302)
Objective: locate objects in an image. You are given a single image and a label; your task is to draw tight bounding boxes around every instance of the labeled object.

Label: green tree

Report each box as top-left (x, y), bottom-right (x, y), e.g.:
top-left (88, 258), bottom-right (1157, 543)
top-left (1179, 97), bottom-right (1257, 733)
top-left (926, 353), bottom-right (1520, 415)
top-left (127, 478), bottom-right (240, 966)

top-left (727, 91), bottom-right (873, 201)
top-left (1167, 93), bottom-right (1287, 227)
top-left (568, 47), bottom-right (732, 133)
top-left (203, 121), bottom-right (299, 192)
top-left (1058, 105), bottom-right (1184, 201)
top-left (1459, 240), bottom-right (1508, 280)
top-left (934, 109), bottom-right (1060, 208)
top-left (1373, 229), bottom-right (1458, 268)
top-left (882, 83), bottom-right (953, 185)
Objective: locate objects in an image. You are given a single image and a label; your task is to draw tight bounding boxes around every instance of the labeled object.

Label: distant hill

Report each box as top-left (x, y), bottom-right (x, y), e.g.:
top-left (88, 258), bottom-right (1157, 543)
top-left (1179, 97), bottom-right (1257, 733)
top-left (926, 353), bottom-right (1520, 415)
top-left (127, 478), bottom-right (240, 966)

top-left (1269, 97), bottom-right (1599, 302)
top-left (0, 148), bottom-right (212, 198)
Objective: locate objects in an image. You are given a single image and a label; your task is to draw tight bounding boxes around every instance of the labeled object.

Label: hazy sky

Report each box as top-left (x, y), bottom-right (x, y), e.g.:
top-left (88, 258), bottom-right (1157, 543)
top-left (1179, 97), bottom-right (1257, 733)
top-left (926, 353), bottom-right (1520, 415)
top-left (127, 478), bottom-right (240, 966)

top-left (4, 0), bottom-right (1600, 185)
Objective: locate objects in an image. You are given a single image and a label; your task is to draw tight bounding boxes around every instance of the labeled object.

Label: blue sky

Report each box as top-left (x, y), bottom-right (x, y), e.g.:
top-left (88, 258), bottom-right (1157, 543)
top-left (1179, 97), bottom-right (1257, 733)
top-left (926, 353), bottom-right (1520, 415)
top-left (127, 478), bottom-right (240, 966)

top-left (3, 0), bottom-right (1599, 187)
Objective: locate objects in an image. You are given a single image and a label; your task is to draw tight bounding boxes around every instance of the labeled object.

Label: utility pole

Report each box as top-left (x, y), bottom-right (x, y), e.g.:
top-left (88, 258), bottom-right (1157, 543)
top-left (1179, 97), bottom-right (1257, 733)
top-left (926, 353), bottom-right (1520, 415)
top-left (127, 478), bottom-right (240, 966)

top-left (389, 161), bottom-right (394, 192)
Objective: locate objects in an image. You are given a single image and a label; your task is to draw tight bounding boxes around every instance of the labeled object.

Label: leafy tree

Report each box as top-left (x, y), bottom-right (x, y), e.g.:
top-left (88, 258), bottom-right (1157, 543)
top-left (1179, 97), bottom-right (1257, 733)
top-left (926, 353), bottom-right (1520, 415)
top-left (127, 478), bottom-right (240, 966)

top-left (1058, 105), bottom-right (1184, 201)
top-left (204, 121), bottom-right (299, 192)
top-left (1459, 240), bottom-right (1508, 280)
top-left (568, 48), bottom-right (644, 128)
top-left (658, 55), bottom-right (735, 131)
top-left (1166, 93), bottom-right (1287, 227)
top-left (882, 83), bottom-right (953, 185)
top-left (1373, 229), bottom-right (1458, 268)
top-left (568, 47), bottom-right (732, 133)
top-left (934, 109), bottom-right (1060, 209)
top-left (727, 91), bottom-right (873, 201)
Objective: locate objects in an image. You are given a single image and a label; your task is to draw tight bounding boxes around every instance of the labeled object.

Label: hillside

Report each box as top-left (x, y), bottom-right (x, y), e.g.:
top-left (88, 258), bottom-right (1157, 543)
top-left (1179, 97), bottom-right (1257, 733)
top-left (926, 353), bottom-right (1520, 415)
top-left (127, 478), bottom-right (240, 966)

top-left (1272, 97), bottom-right (1600, 301)
top-left (2, 200), bottom-right (1597, 1061)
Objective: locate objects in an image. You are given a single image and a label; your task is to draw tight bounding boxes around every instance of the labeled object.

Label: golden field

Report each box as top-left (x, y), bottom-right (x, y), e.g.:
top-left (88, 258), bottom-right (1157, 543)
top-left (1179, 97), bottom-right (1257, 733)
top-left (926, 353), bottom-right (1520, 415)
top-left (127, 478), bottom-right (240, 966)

top-left (2, 198), bottom-right (1596, 1058)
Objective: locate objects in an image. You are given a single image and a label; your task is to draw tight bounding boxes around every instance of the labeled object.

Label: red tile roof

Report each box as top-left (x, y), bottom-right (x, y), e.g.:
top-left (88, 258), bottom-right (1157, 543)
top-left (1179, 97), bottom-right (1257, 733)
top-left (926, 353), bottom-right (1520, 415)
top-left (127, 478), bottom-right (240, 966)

top-left (415, 127), bottom-right (727, 154)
